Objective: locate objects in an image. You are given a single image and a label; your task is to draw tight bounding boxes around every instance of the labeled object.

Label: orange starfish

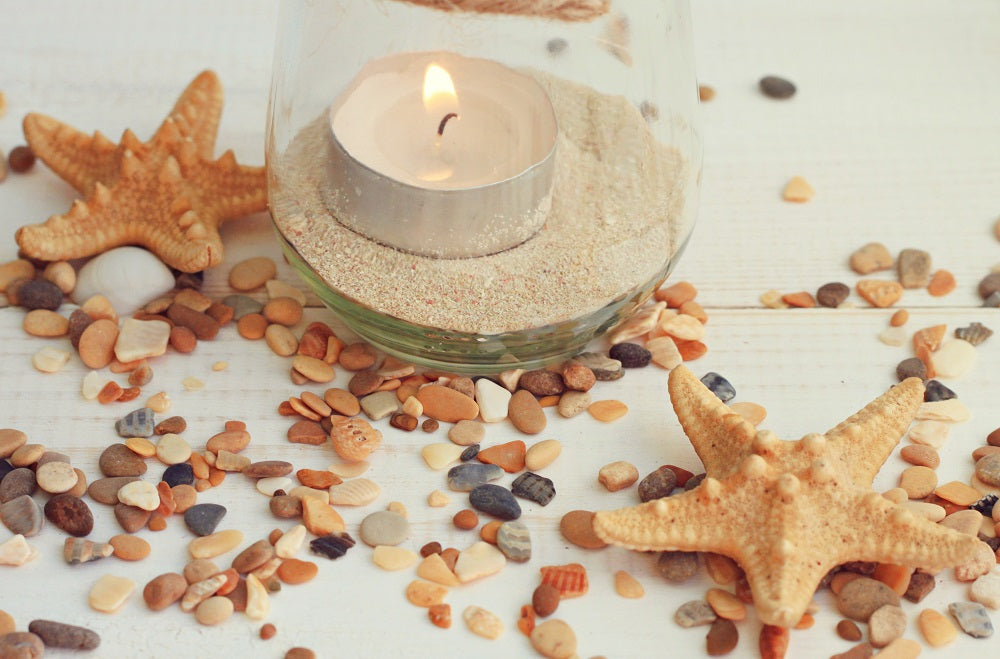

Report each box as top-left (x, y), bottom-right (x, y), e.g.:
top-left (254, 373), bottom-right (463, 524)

top-left (16, 70), bottom-right (266, 272)
top-left (594, 366), bottom-right (984, 628)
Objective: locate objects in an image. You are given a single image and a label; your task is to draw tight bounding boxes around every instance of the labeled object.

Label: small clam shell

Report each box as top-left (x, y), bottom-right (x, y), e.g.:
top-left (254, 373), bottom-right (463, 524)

top-left (539, 563), bottom-right (589, 599)
top-left (955, 322), bottom-right (993, 346)
top-left (74, 247), bottom-right (176, 316)
top-left (328, 478), bottom-right (381, 506)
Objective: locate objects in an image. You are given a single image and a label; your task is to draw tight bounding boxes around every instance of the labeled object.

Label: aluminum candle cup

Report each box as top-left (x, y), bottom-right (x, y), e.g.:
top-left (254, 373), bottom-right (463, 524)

top-left (325, 51), bottom-right (558, 258)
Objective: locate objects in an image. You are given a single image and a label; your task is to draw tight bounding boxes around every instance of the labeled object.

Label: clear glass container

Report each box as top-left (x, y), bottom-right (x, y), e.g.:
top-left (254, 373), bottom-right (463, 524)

top-left (267, 0), bottom-right (701, 373)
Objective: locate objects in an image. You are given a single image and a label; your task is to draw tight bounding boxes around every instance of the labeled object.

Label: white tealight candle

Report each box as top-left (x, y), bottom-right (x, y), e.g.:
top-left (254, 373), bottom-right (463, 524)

top-left (325, 51), bottom-right (558, 259)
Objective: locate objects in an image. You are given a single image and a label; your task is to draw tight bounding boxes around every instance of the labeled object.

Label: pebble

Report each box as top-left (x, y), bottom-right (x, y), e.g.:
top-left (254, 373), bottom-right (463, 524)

top-left (329, 416), bottom-right (381, 462)
top-left (195, 596), bottom-right (234, 626)
top-left (657, 551), bottom-right (699, 582)
top-left (608, 342), bottom-right (650, 368)
top-left (359, 510), bottom-right (409, 547)
top-left (706, 617), bottom-right (739, 656)
top-left (44, 494), bottom-right (94, 536)
top-left (639, 466), bottom-right (678, 502)
top-left (561, 361), bottom-right (595, 391)
top-left (232, 539), bottom-right (275, 574)
top-left (109, 534), bottom-right (151, 561)
top-left (948, 601), bottom-right (993, 638)
top-left (519, 370), bottom-right (565, 397)
top-left (155, 433), bottom-right (191, 466)
top-left (0, 534), bottom-right (37, 566)
top-left (478, 440), bottom-right (527, 473)
top-left (88, 476), bottom-right (138, 505)
top-left (816, 282), bottom-right (850, 307)
top-left (360, 391), bottom-right (400, 421)
top-left (614, 570), bottom-right (644, 598)
top-left (955, 321), bottom-right (993, 346)
top-left (422, 443), bottom-right (464, 470)
top-left (473, 379), bottom-right (511, 423)
top-left (758, 75), bottom-right (796, 99)
top-left (850, 242), bottom-right (894, 274)
top-left (89, 574), bottom-right (135, 613)
top-left (0, 429), bottom-right (26, 459)
top-left (24, 309), bottom-right (69, 337)
top-left (0, 611), bottom-right (12, 635)
top-left (572, 352), bottom-right (623, 380)
top-left (427, 490), bottom-right (450, 507)
top-left (857, 279), bottom-right (904, 308)
top-left (117, 480), bottom-right (160, 511)
top-left (469, 484), bottom-right (521, 520)
top-left (588, 399), bottom-right (628, 422)
top-left (447, 419), bottom-right (485, 446)
top-left (970, 572), bottom-right (1000, 609)
top-left (975, 453), bottom-right (1000, 486)
top-left (0, 632), bottom-right (44, 657)
top-left (10, 444), bottom-right (43, 468)
top-left (675, 600), bottom-right (717, 628)
top-left (114, 503), bottom-right (151, 533)
top-left (229, 257), bottom-right (276, 291)
top-left (276, 558), bottom-right (318, 584)
top-left (511, 472), bottom-right (555, 506)
top-left (18, 279), bottom-right (63, 311)
top-left (462, 605), bottom-right (504, 640)
top-left (243, 461), bottom-right (294, 479)
top-left (557, 390), bottom-right (591, 418)
top-left (99, 443), bottom-right (147, 477)
top-left (868, 604), bottom-right (906, 647)
top-left (508, 390), bottom-right (546, 434)
top-left (895, 357), bottom-right (926, 381)
top-left (917, 608), bottom-right (958, 647)
top-left (899, 444), bottom-right (939, 469)
top-left (899, 465), bottom-right (937, 498)
top-left (837, 576), bottom-right (899, 621)
top-left (700, 372), bottom-right (735, 402)
top-left (524, 439), bottom-right (561, 471)
top-left (459, 444), bottom-right (480, 461)
top-left (706, 587), bottom-right (746, 621)
top-left (1, 495), bottom-right (44, 536)
top-left (413, 384), bottom-right (477, 423)
top-left (0, 467), bottom-right (35, 503)
top-left (35, 461), bottom-right (77, 494)
top-left (530, 619), bottom-right (577, 658)
top-left (329, 478), bottom-right (381, 506)
top-left (162, 463), bottom-right (194, 488)
top-left (189, 529), bottom-right (244, 560)
top-left (405, 579), bottom-right (449, 607)
top-left (184, 503), bottom-right (227, 537)
top-left (496, 520), bottom-right (531, 562)
top-left (371, 545), bottom-right (418, 571)
top-left (559, 510), bottom-right (608, 549)
top-left (598, 461), bottom-right (639, 492)
top-left (27, 619), bottom-right (100, 650)
top-left (897, 248), bottom-right (932, 288)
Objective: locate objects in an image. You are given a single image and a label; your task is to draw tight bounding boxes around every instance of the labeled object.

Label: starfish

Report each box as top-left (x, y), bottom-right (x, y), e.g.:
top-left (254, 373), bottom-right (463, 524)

top-left (16, 70), bottom-right (266, 272)
top-left (593, 365), bottom-right (984, 628)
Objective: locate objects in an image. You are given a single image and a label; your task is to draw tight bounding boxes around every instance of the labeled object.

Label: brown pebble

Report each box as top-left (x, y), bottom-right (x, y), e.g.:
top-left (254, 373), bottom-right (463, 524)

top-left (532, 583), bottom-right (560, 617)
top-left (260, 623), bottom-right (277, 640)
top-left (419, 541), bottom-right (442, 558)
top-left (287, 420), bottom-right (327, 446)
top-left (263, 297), bottom-right (303, 326)
top-left (899, 444), bottom-right (939, 469)
top-left (166, 303), bottom-right (219, 340)
top-left (837, 618), bottom-right (863, 641)
top-left (339, 343), bottom-right (377, 371)
top-left (284, 648), bottom-right (316, 659)
top-left (837, 577), bottom-right (900, 621)
top-left (169, 325), bottom-right (198, 353)
top-left (0, 631), bottom-right (44, 657)
top-left (237, 313), bottom-right (268, 339)
top-left (110, 534), bottom-right (151, 561)
top-left (143, 572), bottom-right (187, 611)
top-left (508, 389), bottom-right (546, 434)
top-left (453, 509), bottom-right (479, 530)
top-left (558, 510), bottom-right (607, 549)
top-left (421, 419), bottom-right (439, 433)
top-left (706, 618), bottom-right (738, 656)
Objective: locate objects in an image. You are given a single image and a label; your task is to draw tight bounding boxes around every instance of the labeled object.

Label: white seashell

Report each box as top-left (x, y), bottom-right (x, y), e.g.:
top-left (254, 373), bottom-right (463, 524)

top-left (256, 476), bottom-right (292, 496)
top-left (327, 460), bottom-right (369, 479)
top-left (114, 317), bottom-right (171, 362)
top-left (916, 399), bottom-right (971, 423)
top-left (932, 339), bottom-right (976, 379)
top-left (74, 247), bottom-right (176, 316)
top-left (328, 478), bottom-right (381, 506)
top-left (907, 420), bottom-right (949, 448)
top-left (0, 534), bottom-right (38, 566)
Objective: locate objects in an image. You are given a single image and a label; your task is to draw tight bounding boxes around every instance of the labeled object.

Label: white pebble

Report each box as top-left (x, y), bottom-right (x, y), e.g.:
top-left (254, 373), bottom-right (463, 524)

top-left (32, 347), bottom-right (71, 373)
top-left (114, 318), bottom-right (170, 363)
top-left (475, 378), bottom-right (511, 423)
top-left (907, 420), bottom-right (950, 449)
top-left (182, 376), bottom-right (205, 391)
top-left (155, 433), bottom-right (192, 465)
top-left (274, 524), bottom-right (307, 558)
top-left (932, 339), bottom-right (976, 379)
top-left (0, 534), bottom-right (38, 566)
top-left (878, 326), bottom-right (908, 347)
top-left (421, 443), bottom-right (464, 470)
top-left (454, 541), bottom-right (506, 583)
top-left (970, 572), bottom-right (1000, 609)
top-left (117, 481), bottom-right (160, 511)
top-left (256, 476), bottom-right (293, 496)
top-left (81, 370), bottom-right (103, 399)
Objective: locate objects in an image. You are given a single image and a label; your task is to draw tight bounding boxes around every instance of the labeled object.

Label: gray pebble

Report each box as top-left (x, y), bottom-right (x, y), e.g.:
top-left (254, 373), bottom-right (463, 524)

top-left (447, 463), bottom-right (503, 492)
top-left (896, 357), bottom-right (927, 382)
top-left (674, 600), bottom-right (717, 628)
top-left (115, 407), bottom-right (155, 438)
top-left (28, 619), bottom-right (101, 650)
top-left (609, 343), bottom-right (650, 368)
top-left (360, 391), bottom-right (400, 421)
top-left (184, 503), bottom-right (227, 537)
top-left (469, 483), bottom-right (521, 520)
top-left (700, 372), bottom-right (736, 402)
top-left (897, 248), bottom-right (932, 288)
top-left (222, 294), bottom-right (263, 320)
top-left (459, 444), bottom-right (480, 462)
top-left (984, 291), bottom-right (1000, 308)
top-left (496, 520), bottom-right (531, 562)
top-left (0, 494), bottom-right (45, 536)
top-left (638, 466), bottom-right (677, 502)
top-left (510, 472), bottom-right (555, 506)
top-left (657, 550), bottom-right (699, 582)
top-left (18, 279), bottom-right (63, 311)
top-left (759, 75), bottom-right (796, 99)
top-left (975, 453), bottom-right (1000, 487)
top-left (816, 282), bottom-right (850, 308)
top-left (572, 352), bottom-right (623, 380)
top-left (948, 601), bottom-right (993, 638)
top-left (358, 510), bottom-right (409, 547)
top-left (923, 380), bottom-right (956, 402)
top-left (0, 467), bottom-right (36, 503)
top-left (546, 38), bottom-right (568, 55)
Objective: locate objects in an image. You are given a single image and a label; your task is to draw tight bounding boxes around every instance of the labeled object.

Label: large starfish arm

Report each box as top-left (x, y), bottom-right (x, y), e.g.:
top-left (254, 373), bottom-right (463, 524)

top-left (167, 70), bottom-right (224, 159)
top-left (668, 365), bottom-right (757, 477)
top-left (824, 377), bottom-right (924, 486)
top-left (23, 113), bottom-right (121, 195)
top-left (195, 152), bottom-right (268, 220)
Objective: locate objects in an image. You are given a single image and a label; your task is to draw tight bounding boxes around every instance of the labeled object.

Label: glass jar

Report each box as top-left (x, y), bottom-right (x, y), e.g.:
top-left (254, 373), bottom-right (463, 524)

top-left (267, 0), bottom-right (701, 373)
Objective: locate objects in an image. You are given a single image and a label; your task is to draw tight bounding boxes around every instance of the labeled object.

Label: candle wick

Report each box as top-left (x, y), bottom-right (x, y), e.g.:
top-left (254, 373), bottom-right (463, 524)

top-left (437, 113), bottom-right (459, 136)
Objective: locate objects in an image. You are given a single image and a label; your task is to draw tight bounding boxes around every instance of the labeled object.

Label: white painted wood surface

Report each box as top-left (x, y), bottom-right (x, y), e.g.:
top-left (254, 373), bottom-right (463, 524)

top-left (0, 1), bottom-right (998, 657)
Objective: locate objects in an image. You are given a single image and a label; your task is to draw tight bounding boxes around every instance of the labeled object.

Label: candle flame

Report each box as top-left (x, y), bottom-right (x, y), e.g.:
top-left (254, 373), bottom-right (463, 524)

top-left (422, 64), bottom-right (458, 112)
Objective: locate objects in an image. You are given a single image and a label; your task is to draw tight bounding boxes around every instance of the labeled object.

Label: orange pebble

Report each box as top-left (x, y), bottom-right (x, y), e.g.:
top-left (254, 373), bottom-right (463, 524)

top-left (539, 563), bottom-right (589, 599)
top-left (97, 381), bottom-right (124, 404)
top-left (517, 604), bottom-right (536, 636)
top-left (912, 324), bottom-right (947, 353)
top-left (428, 603), bottom-right (451, 629)
top-left (675, 340), bottom-right (708, 361)
top-left (208, 467), bottom-right (226, 487)
top-left (477, 440), bottom-right (526, 473)
top-left (189, 453), bottom-right (210, 480)
top-left (117, 386), bottom-right (142, 402)
top-left (927, 269), bottom-right (956, 297)
top-left (678, 299), bottom-right (708, 323)
top-left (538, 395), bottom-right (560, 408)
top-left (277, 558), bottom-right (318, 585)
top-left (236, 313), bottom-right (268, 340)
top-left (781, 291), bottom-right (816, 308)
top-left (453, 509), bottom-right (479, 530)
top-left (872, 563), bottom-right (913, 595)
top-left (147, 512), bottom-right (167, 531)
top-left (654, 281), bottom-right (697, 307)
top-left (889, 309), bottom-right (909, 327)
top-left (794, 613), bottom-right (815, 630)
top-left (480, 520), bottom-right (502, 544)
top-left (216, 568), bottom-right (239, 596)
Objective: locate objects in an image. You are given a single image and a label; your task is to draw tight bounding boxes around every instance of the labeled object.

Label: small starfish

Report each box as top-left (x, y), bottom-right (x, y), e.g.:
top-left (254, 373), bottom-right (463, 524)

top-left (593, 366), bottom-right (983, 628)
top-left (16, 70), bottom-right (266, 272)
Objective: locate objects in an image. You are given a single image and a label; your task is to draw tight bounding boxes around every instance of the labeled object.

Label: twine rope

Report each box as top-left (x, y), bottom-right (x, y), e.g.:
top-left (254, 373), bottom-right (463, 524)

top-left (391, 0), bottom-right (610, 22)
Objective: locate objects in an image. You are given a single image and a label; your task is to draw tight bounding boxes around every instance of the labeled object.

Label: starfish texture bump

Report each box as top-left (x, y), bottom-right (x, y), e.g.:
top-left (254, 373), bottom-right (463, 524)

top-left (16, 70), bottom-right (266, 272)
top-left (593, 366), bottom-right (984, 628)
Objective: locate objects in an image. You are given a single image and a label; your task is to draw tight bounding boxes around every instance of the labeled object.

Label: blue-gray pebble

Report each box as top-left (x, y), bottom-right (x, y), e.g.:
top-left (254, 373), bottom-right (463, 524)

top-left (469, 484), bottom-right (521, 520)
top-left (115, 407), bottom-right (156, 438)
top-left (700, 372), bottom-right (735, 402)
top-left (183, 503), bottom-right (227, 537)
top-left (924, 380), bottom-right (957, 402)
top-left (447, 463), bottom-right (503, 492)
top-left (948, 602), bottom-right (993, 638)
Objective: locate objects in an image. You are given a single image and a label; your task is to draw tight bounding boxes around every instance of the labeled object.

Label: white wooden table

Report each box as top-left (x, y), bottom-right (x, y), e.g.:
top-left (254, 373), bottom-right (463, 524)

top-left (1, 1), bottom-right (998, 657)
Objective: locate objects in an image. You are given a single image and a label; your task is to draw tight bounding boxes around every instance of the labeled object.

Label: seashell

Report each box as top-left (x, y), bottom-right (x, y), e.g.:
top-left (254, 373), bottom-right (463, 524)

top-left (328, 478), bottom-right (381, 506)
top-left (74, 247), bottom-right (176, 316)
top-left (114, 318), bottom-right (171, 363)
top-left (539, 563), bottom-right (589, 599)
top-left (64, 537), bottom-right (114, 565)
top-left (309, 532), bottom-right (356, 560)
top-left (955, 322), bottom-right (993, 346)
top-left (510, 472), bottom-right (556, 506)
top-left (0, 533), bottom-right (38, 566)
top-left (330, 416), bottom-right (382, 462)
